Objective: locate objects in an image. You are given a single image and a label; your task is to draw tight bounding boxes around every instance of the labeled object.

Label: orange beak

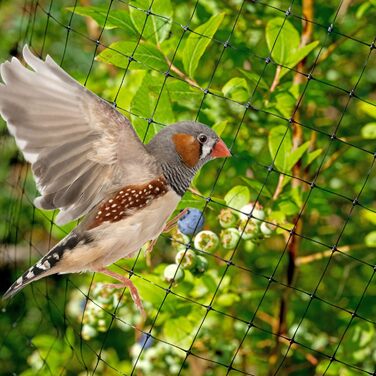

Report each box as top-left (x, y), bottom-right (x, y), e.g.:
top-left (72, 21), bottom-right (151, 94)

top-left (211, 138), bottom-right (231, 158)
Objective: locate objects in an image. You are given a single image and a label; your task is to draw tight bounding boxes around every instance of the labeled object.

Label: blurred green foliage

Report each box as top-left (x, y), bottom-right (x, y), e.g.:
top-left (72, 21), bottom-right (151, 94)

top-left (0, 0), bottom-right (375, 375)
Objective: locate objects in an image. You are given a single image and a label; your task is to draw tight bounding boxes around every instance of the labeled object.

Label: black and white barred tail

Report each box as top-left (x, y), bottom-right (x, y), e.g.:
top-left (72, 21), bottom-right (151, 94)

top-left (3, 233), bottom-right (82, 299)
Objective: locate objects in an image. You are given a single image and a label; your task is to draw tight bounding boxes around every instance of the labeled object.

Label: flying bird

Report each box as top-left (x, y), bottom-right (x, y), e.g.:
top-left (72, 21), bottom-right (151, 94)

top-left (0, 46), bottom-right (230, 313)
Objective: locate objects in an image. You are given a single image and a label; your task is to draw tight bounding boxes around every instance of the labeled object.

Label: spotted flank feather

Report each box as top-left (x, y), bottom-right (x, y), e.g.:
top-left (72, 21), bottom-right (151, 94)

top-left (2, 232), bottom-right (92, 299)
top-left (88, 176), bottom-right (169, 229)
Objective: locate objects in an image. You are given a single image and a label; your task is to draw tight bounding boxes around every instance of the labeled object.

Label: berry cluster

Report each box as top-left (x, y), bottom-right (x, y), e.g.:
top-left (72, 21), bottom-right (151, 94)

top-left (67, 283), bottom-right (140, 340)
top-left (164, 209), bottom-right (208, 283)
top-left (130, 334), bottom-right (185, 374)
top-left (164, 204), bottom-right (274, 284)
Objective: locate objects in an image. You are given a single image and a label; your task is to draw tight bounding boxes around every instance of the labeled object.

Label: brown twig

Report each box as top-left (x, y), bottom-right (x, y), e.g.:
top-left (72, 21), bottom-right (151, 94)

top-left (272, 174), bottom-right (285, 201)
top-left (296, 244), bottom-right (375, 265)
top-left (269, 1), bottom-right (314, 372)
top-left (270, 65), bottom-right (282, 93)
top-left (165, 55), bottom-right (199, 87)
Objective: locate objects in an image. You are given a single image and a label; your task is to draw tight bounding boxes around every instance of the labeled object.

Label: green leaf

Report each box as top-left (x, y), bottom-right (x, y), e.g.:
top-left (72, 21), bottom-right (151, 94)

top-left (287, 141), bottom-right (310, 170)
top-left (362, 210), bottom-right (376, 225)
top-left (212, 120), bottom-right (228, 137)
top-left (133, 275), bottom-right (174, 308)
top-left (266, 18), bottom-right (318, 79)
top-left (151, 80), bottom-right (202, 102)
top-left (129, 0), bottom-right (172, 44)
top-left (266, 18), bottom-right (299, 65)
top-left (183, 13), bottom-right (225, 78)
top-left (272, 90), bottom-right (296, 118)
top-left (66, 6), bottom-right (137, 36)
top-left (365, 231), bottom-right (376, 246)
top-left (222, 77), bottom-right (249, 102)
top-left (359, 102), bottom-right (376, 118)
top-left (290, 186), bottom-right (303, 208)
top-left (280, 41), bottom-right (319, 78)
top-left (201, 274), bottom-right (218, 293)
top-left (163, 317), bottom-right (194, 347)
top-left (361, 122), bottom-right (376, 139)
top-left (224, 185), bottom-right (250, 210)
top-left (278, 200), bottom-right (299, 215)
top-left (216, 293), bottom-right (240, 307)
top-left (238, 69), bottom-right (269, 90)
top-left (176, 191), bottom-right (203, 211)
top-left (306, 148), bottom-right (322, 166)
top-left (288, 41), bottom-right (319, 67)
top-left (268, 125), bottom-right (292, 171)
top-left (130, 74), bottom-right (174, 142)
top-left (97, 41), bottom-right (167, 71)
top-left (240, 177), bottom-right (272, 198)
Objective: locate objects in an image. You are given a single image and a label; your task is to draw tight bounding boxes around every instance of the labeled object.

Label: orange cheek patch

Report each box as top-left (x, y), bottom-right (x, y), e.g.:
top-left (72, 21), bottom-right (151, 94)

top-left (172, 133), bottom-right (200, 168)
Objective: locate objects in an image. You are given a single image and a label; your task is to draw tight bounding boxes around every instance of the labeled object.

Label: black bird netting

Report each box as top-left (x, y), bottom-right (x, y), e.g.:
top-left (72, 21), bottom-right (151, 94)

top-left (0, 0), bottom-right (375, 375)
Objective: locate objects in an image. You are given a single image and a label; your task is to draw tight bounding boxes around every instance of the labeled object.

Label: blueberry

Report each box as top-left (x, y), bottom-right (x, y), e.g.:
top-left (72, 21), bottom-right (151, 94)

top-left (138, 333), bottom-right (154, 349)
top-left (178, 208), bottom-right (204, 235)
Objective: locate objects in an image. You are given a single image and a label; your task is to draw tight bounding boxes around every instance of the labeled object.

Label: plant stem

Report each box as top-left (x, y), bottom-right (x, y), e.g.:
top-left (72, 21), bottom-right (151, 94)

top-left (296, 244), bottom-right (375, 265)
top-left (270, 65), bottom-right (282, 93)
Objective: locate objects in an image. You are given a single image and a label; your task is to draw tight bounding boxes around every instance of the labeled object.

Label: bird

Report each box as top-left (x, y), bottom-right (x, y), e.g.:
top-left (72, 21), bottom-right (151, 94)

top-left (0, 45), bottom-right (231, 314)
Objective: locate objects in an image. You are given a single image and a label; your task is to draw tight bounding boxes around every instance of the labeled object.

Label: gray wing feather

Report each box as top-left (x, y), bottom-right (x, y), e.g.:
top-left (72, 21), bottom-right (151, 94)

top-left (0, 46), bottom-right (160, 225)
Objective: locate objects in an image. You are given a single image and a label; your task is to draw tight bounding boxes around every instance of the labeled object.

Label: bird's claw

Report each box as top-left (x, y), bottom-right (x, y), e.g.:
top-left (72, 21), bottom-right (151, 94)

top-left (97, 268), bottom-right (146, 318)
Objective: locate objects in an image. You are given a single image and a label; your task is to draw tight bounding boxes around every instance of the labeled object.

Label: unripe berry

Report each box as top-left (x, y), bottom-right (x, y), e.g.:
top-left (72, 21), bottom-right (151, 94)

top-left (244, 240), bottom-right (256, 252)
top-left (171, 231), bottom-right (190, 251)
top-left (163, 264), bottom-right (185, 283)
top-left (175, 249), bottom-right (197, 270)
top-left (260, 222), bottom-right (274, 237)
top-left (192, 255), bottom-right (208, 275)
top-left (220, 228), bottom-right (241, 249)
top-left (194, 230), bottom-right (219, 252)
top-left (81, 324), bottom-right (97, 340)
top-left (218, 208), bottom-right (238, 228)
top-left (239, 203), bottom-right (265, 223)
top-left (238, 217), bottom-right (259, 240)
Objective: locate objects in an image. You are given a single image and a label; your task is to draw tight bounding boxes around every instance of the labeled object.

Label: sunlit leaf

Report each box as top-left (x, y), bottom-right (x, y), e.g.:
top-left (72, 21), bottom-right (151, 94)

top-left (97, 41), bottom-right (167, 71)
top-left (66, 6), bottom-right (137, 36)
top-left (183, 13), bottom-right (225, 78)
top-left (266, 18), bottom-right (300, 65)
top-left (224, 185), bottom-right (250, 210)
top-left (287, 141), bottom-right (310, 170)
top-left (129, 0), bottom-right (172, 44)
top-left (306, 148), bottom-right (322, 167)
top-left (268, 125), bottom-right (291, 171)
top-left (361, 122), bottom-right (376, 139)
top-left (240, 177), bottom-right (272, 198)
top-left (222, 77), bottom-right (249, 102)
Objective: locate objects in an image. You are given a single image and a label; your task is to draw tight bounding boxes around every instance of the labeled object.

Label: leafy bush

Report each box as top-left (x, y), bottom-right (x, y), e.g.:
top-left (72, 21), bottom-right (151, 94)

top-left (0, 0), bottom-right (375, 375)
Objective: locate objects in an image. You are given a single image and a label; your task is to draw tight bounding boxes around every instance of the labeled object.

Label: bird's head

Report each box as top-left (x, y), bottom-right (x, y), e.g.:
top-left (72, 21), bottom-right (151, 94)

top-left (146, 121), bottom-right (231, 195)
top-left (147, 120), bottom-right (230, 168)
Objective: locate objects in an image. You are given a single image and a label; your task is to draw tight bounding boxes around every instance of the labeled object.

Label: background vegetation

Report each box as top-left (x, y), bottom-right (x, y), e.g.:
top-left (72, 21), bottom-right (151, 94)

top-left (0, 0), bottom-right (375, 375)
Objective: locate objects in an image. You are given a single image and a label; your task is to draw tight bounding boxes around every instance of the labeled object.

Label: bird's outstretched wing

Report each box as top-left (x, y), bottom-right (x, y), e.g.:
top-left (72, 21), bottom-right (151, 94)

top-left (0, 45), bottom-right (160, 225)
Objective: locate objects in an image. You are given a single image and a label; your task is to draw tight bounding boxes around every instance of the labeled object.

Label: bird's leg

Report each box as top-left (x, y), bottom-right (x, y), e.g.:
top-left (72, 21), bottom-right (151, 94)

top-left (144, 209), bottom-right (188, 255)
top-left (163, 208), bottom-right (188, 233)
top-left (145, 238), bottom-right (157, 255)
top-left (97, 267), bottom-right (145, 317)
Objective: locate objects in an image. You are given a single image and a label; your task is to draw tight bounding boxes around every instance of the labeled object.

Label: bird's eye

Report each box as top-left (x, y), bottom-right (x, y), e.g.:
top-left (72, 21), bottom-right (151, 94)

top-left (198, 134), bottom-right (208, 144)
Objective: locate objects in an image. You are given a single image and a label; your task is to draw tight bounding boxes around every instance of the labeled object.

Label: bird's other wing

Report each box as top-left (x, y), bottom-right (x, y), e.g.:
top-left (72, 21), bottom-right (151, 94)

top-left (0, 45), bottom-right (160, 225)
